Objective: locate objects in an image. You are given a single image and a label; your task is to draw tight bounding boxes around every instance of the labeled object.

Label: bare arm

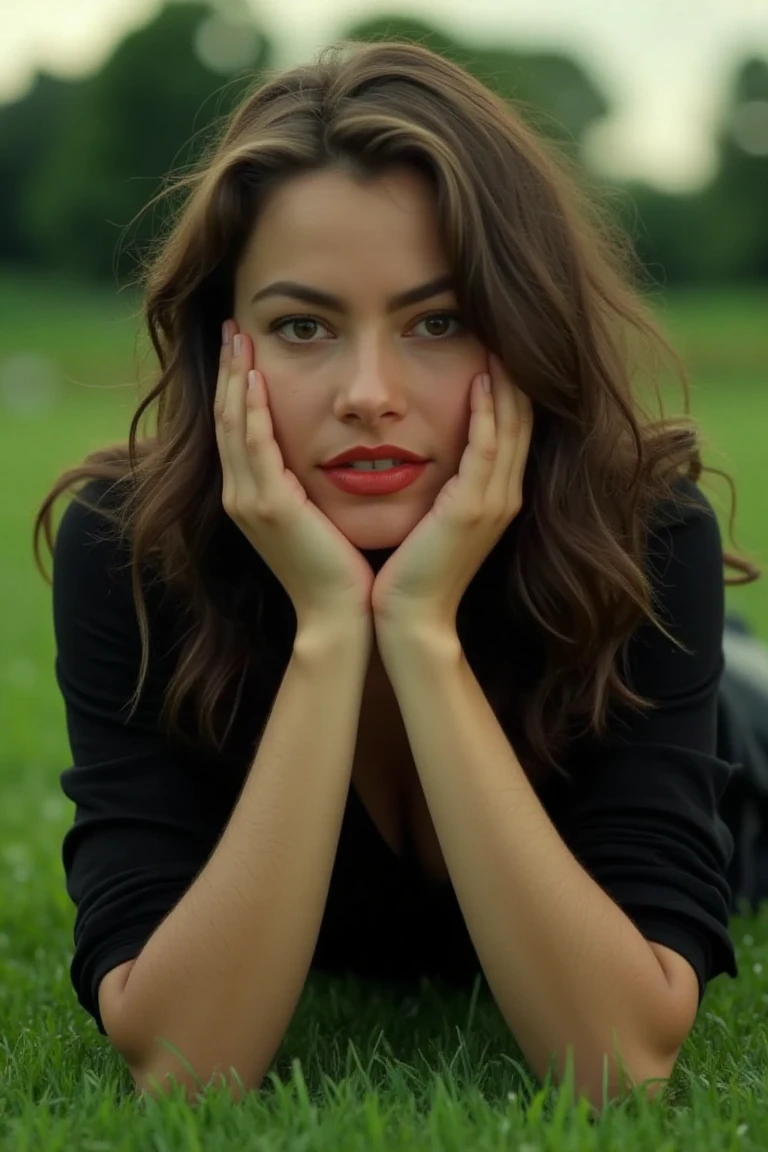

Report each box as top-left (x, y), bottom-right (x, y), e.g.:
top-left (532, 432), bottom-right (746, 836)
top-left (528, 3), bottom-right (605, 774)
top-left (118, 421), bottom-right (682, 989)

top-left (101, 619), bottom-right (371, 1100)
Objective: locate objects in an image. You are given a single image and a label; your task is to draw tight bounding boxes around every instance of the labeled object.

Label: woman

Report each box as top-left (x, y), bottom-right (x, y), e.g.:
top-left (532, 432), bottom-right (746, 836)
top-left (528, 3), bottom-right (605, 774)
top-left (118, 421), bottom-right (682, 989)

top-left (34, 40), bottom-right (762, 1108)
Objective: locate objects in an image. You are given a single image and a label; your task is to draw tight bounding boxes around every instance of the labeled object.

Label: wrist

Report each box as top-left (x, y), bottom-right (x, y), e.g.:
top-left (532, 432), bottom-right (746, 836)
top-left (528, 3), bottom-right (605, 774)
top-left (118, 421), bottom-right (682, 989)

top-left (375, 617), bottom-right (461, 665)
top-left (294, 615), bottom-right (373, 661)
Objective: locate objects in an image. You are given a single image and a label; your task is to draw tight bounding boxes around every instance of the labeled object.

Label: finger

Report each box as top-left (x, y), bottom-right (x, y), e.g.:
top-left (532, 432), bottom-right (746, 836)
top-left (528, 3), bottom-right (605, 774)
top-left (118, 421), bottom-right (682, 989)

top-left (507, 390), bottom-right (534, 508)
top-left (487, 355), bottom-right (533, 508)
top-left (445, 372), bottom-right (494, 520)
top-left (214, 320), bottom-right (239, 501)
top-left (478, 371), bottom-right (497, 456)
top-left (213, 319), bottom-right (235, 424)
top-left (484, 354), bottom-right (521, 509)
top-left (223, 330), bottom-right (287, 506)
top-left (215, 324), bottom-right (258, 501)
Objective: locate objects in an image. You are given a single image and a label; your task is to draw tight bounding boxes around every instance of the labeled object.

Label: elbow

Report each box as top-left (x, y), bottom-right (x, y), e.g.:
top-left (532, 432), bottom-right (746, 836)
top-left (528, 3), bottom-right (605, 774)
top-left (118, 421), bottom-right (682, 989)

top-left (129, 1055), bottom-right (266, 1104)
top-left (594, 1047), bottom-right (679, 1114)
top-left (539, 1041), bottom-right (680, 1116)
top-left (117, 1017), bottom-right (268, 1104)
top-left (101, 976), bottom-right (269, 1103)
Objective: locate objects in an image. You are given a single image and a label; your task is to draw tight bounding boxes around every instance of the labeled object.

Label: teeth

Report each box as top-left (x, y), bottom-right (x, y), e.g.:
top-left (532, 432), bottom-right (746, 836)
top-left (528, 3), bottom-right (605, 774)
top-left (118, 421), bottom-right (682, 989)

top-left (346, 459), bottom-right (406, 471)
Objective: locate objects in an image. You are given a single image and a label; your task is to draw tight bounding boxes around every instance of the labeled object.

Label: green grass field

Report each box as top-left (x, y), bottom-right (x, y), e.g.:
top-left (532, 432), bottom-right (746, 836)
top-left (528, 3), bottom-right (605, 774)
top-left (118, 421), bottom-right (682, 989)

top-left (1, 269), bottom-right (768, 1146)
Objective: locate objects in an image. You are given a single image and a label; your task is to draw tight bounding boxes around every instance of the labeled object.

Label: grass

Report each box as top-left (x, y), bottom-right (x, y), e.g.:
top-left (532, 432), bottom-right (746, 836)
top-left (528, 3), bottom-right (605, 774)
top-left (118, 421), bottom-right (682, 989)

top-left (1, 269), bottom-right (767, 1145)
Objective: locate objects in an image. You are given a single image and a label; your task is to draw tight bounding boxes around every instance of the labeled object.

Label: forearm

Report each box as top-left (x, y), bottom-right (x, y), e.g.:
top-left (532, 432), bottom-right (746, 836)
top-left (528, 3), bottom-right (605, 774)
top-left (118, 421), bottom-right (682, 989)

top-left (378, 627), bottom-right (682, 1106)
top-left (116, 620), bottom-right (371, 1100)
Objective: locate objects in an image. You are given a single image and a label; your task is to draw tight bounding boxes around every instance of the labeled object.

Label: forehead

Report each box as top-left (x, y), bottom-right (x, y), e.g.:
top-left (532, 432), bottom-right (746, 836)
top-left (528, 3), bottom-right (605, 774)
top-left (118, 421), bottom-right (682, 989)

top-left (239, 167), bottom-right (447, 281)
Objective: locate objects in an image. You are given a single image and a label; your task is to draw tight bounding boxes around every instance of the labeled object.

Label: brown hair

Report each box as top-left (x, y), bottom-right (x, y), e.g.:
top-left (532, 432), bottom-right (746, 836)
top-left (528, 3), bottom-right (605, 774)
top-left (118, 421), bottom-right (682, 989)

top-left (33, 40), bottom-right (761, 786)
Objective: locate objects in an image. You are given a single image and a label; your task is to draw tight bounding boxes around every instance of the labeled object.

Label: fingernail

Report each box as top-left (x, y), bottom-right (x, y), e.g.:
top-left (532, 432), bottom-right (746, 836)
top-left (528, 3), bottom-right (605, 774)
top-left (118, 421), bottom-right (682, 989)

top-left (233, 334), bottom-right (242, 357)
top-left (482, 374), bottom-right (492, 394)
top-left (222, 321), bottom-right (231, 345)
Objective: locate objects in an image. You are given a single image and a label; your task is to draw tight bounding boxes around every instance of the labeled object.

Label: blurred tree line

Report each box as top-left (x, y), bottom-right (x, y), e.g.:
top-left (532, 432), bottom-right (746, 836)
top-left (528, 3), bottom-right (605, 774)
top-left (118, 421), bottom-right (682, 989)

top-left (1, 0), bottom-right (766, 287)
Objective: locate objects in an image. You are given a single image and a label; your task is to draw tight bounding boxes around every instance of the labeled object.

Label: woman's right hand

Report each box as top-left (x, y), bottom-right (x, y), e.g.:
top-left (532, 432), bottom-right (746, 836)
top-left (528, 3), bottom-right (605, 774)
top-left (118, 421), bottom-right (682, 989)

top-left (214, 320), bottom-right (376, 631)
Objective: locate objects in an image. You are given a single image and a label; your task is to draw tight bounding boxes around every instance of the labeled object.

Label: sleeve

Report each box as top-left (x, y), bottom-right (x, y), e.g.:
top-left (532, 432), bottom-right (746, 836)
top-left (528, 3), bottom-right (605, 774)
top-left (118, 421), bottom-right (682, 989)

top-left (556, 478), bottom-right (738, 1007)
top-left (53, 480), bottom-right (238, 1036)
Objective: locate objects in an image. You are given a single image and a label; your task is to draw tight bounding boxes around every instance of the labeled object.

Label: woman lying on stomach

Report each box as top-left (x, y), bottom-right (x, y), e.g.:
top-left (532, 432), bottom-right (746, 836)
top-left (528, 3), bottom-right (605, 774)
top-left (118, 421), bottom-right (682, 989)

top-left (34, 38), bottom-right (761, 1113)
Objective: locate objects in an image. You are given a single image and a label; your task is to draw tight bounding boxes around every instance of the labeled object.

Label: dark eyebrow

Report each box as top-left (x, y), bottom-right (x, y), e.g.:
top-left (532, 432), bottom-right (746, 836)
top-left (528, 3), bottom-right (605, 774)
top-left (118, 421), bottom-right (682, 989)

top-left (250, 274), bottom-right (455, 314)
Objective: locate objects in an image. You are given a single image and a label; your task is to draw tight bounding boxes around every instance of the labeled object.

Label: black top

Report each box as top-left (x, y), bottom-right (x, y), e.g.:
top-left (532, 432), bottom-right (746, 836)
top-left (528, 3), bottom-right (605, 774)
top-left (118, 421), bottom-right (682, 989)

top-left (53, 476), bottom-right (738, 1036)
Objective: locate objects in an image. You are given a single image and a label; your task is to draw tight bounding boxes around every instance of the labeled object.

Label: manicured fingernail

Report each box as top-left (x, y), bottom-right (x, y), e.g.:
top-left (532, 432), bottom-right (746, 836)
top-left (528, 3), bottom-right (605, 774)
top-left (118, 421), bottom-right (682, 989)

top-left (233, 334), bottom-right (242, 357)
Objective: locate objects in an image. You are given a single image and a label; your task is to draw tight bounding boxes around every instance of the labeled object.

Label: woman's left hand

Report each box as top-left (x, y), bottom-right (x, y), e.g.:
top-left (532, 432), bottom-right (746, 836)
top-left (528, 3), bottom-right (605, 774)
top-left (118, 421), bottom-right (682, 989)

top-left (371, 352), bottom-right (534, 634)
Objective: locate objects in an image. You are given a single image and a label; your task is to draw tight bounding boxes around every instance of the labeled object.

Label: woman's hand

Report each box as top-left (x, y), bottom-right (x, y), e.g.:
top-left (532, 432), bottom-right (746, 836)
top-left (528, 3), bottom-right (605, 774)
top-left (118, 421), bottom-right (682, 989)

top-left (370, 353), bottom-right (534, 635)
top-left (214, 321), bottom-right (376, 631)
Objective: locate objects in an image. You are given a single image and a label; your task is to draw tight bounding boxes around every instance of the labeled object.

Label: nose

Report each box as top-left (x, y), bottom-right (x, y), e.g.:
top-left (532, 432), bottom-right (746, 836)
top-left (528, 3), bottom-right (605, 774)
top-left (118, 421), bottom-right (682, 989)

top-left (332, 339), bottom-right (408, 419)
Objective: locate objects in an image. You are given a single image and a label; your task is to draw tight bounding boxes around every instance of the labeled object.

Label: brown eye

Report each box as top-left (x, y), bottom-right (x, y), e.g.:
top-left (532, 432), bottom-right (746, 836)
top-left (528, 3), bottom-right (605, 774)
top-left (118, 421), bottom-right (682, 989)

top-left (271, 316), bottom-right (334, 343)
top-left (411, 312), bottom-right (464, 338)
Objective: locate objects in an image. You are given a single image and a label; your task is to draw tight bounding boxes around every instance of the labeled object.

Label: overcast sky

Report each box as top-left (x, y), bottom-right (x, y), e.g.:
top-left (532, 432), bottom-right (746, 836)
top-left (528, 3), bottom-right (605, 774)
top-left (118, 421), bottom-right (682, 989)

top-left (3, 0), bottom-right (767, 190)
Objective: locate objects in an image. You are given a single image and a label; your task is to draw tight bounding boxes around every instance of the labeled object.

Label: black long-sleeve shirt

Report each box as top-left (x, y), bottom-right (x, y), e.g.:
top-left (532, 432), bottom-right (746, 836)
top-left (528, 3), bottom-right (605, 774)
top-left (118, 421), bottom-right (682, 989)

top-left (53, 476), bottom-right (738, 1036)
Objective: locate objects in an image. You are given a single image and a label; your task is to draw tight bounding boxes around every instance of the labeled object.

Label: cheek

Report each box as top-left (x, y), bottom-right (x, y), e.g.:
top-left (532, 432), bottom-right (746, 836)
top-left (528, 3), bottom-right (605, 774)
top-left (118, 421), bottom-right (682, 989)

top-left (427, 399), bottom-right (472, 469)
top-left (264, 395), bottom-right (318, 468)
top-left (451, 410), bottom-right (474, 460)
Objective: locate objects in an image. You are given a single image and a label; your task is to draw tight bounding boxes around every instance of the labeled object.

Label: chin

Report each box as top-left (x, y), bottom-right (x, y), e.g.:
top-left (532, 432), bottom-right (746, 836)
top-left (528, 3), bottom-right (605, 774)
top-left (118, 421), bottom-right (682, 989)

top-left (341, 527), bottom-right (408, 552)
top-left (320, 499), bottom-right (425, 553)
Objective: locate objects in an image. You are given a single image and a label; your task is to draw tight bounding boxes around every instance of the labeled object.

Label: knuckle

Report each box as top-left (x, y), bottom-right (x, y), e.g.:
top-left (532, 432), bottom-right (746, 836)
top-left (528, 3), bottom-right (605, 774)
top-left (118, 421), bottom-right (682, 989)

top-left (221, 483), bottom-right (240, 508)
top-left (254, 500), bottom-right (279, 524)
top-left (227, 495), bottom-right (249, 523)
top-left (460, 499), bottom-right (485, 523)
top-left (238, 493), bottom-right (277, 523)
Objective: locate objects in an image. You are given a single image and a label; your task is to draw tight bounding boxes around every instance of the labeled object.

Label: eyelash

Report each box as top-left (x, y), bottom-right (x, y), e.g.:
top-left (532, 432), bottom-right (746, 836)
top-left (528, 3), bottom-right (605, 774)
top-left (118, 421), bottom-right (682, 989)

top-left (268, 310), bottom-right (465, 346)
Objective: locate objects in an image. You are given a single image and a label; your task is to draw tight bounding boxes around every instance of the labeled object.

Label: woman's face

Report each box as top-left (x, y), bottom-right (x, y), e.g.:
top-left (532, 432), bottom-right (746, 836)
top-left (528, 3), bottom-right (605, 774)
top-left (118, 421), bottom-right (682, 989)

top-left (233, 165), bottom-right (488, 554)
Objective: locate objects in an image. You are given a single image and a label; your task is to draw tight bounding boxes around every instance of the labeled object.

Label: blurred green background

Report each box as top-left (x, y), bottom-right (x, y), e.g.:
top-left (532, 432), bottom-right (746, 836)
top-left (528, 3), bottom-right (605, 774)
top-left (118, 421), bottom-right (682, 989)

top-left (1, 0), bottom-right (766, 767)
top-left (1, 1), bottom-right (767, 772)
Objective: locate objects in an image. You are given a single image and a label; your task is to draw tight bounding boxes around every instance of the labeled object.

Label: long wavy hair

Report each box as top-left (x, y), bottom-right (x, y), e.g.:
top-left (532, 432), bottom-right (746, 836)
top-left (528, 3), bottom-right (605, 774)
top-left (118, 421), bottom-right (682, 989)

top-left (33, 40), bottom-right (761, 787)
